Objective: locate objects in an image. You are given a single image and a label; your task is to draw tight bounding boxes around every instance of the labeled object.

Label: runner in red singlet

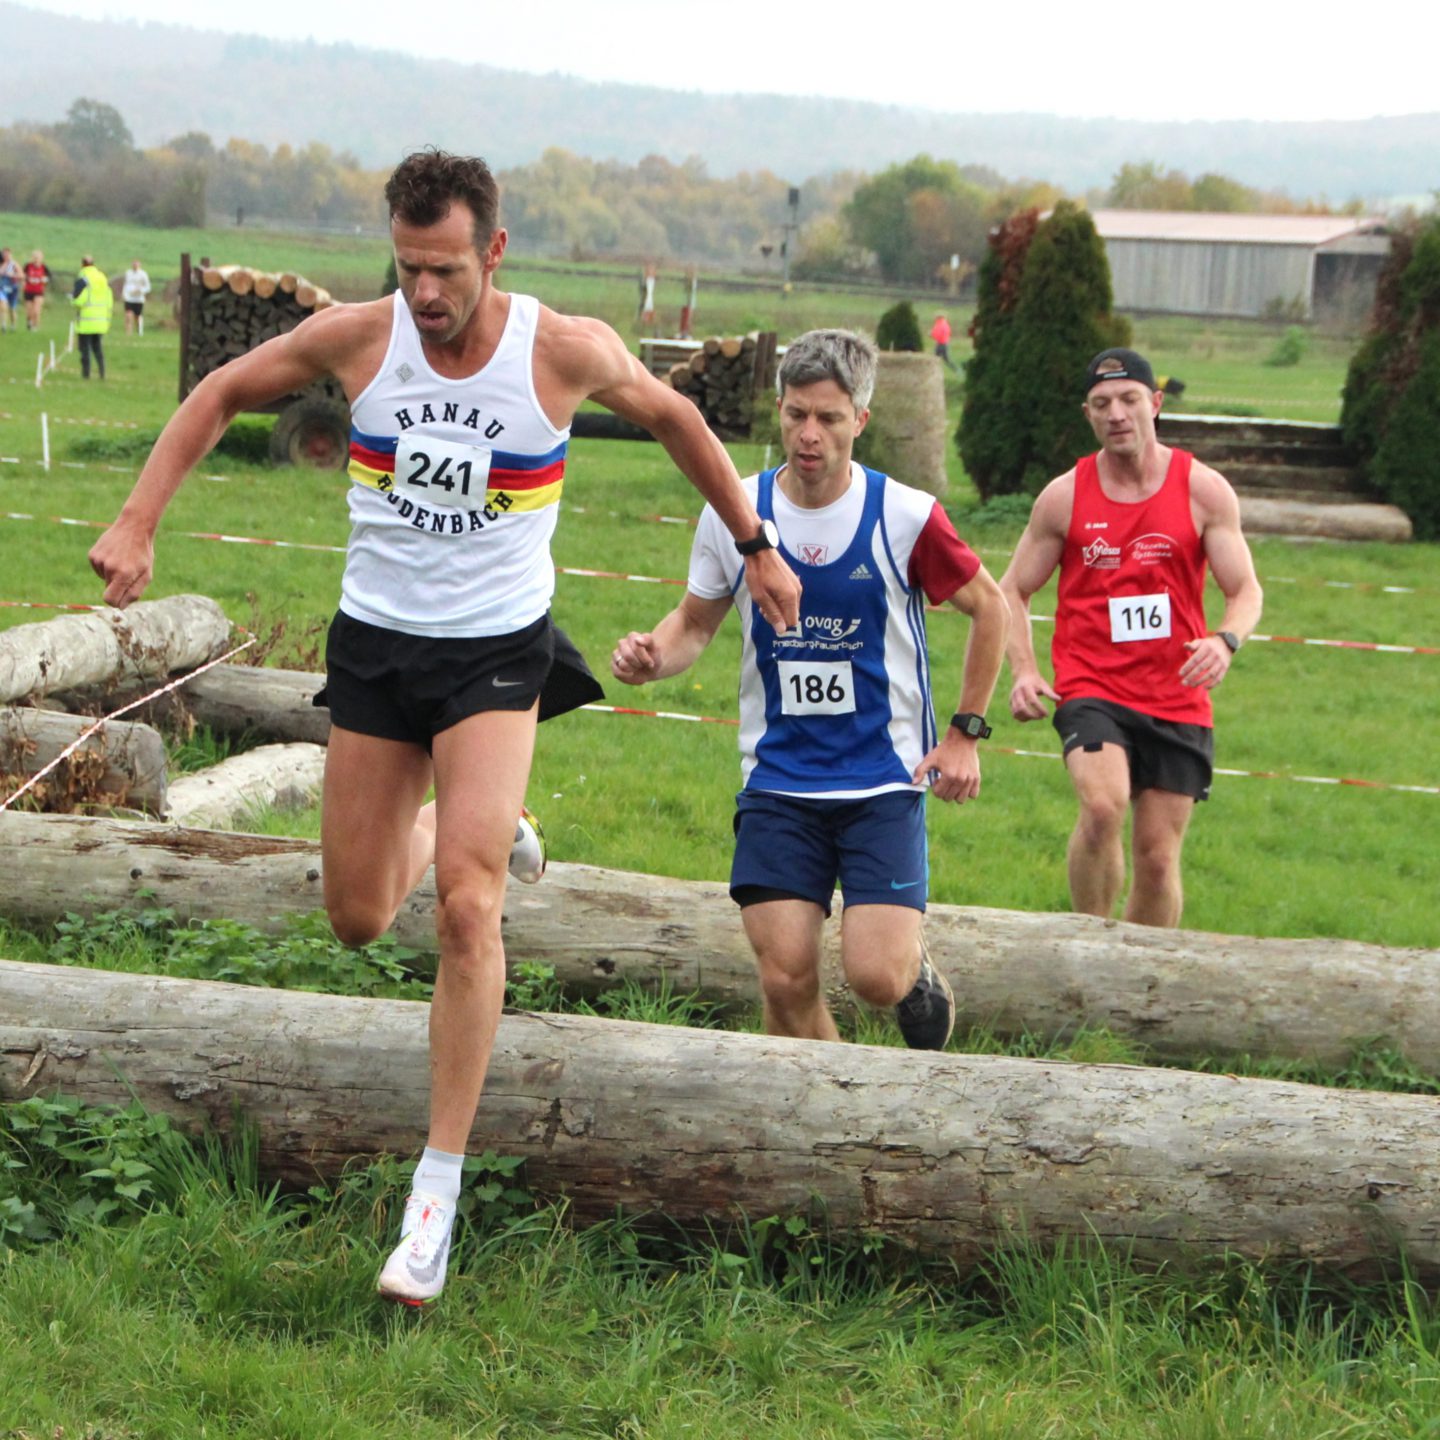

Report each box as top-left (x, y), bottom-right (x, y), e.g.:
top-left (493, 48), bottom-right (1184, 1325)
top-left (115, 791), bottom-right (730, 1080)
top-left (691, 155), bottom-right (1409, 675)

top-left (999, 348), bottom-right (1263, 927)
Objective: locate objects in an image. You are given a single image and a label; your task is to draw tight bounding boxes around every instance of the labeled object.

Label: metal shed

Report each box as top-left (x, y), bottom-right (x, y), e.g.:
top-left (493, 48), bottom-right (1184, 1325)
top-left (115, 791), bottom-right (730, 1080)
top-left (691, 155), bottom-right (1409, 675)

top-left (1089, 211), bottom-right (1390, 324)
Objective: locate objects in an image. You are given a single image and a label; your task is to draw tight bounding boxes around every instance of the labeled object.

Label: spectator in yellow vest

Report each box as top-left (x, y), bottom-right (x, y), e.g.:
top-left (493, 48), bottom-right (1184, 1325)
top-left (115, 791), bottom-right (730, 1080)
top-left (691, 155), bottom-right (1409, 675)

top-left (72, 255), bottom-right (113, 379)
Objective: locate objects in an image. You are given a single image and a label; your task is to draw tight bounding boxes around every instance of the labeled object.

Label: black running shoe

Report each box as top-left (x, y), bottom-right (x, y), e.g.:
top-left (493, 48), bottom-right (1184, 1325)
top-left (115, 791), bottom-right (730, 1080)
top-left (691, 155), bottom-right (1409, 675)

top-left (894, 939), bottom-right (954, 1051)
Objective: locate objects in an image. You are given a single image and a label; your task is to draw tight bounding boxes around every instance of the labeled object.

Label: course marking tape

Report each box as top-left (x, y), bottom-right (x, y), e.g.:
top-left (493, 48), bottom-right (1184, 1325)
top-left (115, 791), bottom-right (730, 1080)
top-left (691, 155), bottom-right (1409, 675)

top-left (0, 411), bottom-right (140, 429)
top-left (580, 705), bottom-right (1437, 795)
top-left (3, 508), bottom-right (1434, 656)
top-left (0, 631), bottom-right (258, 812)
top-left (1, 457), bottom-right (232, 481)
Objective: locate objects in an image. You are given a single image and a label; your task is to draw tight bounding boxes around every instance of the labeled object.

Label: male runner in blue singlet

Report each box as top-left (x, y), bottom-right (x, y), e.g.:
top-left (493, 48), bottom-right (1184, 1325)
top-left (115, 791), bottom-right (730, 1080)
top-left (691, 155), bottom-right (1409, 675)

top-left (613, 330), bottom-right (1008, 1051)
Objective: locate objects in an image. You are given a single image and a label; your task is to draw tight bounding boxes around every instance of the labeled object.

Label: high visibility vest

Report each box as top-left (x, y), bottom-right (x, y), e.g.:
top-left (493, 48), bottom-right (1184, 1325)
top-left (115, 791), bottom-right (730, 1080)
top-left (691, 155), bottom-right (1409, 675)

top-left (73, 265), bottom-right (113, 334)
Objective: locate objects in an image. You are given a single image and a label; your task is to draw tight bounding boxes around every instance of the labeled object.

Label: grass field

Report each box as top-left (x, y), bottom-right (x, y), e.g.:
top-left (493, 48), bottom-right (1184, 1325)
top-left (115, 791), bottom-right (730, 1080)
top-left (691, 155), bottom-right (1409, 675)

top-left (2, 224), bottom-right (1438, 1438)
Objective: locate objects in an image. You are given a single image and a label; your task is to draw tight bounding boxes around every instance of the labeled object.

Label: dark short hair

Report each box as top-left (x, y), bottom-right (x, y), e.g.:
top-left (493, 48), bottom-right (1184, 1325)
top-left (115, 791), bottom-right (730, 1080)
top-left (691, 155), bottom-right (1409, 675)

top-left (384, 149), bottom-right (500, 250)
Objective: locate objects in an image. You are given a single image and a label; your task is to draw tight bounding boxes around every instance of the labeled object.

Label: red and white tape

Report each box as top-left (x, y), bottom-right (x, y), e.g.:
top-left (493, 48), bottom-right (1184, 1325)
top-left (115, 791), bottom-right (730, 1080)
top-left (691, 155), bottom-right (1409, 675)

top-left (581, 704), bottom-right (1438, 796)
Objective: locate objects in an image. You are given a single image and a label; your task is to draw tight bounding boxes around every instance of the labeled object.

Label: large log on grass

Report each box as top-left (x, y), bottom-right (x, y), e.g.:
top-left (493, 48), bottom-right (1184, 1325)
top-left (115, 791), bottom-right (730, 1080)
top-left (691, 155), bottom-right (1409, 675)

top-left (0, 596), bottom-right (232, 703)
top-left (1, 958), bottom-right (1436, 1281)
top-left (0, 708), bottom-right (168, 815)
top-left (165, 743), bottom-right (326, 827)
top-left (68, 664), bottom-right (333, 746)
top-left (3, 813), bottom-right (1439, 1073)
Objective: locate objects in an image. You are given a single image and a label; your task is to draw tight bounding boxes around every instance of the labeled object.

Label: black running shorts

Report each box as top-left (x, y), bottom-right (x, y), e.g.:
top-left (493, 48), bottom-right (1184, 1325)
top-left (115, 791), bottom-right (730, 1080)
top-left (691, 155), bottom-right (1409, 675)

top-left (1054, 697), bottom-right (1214, 802)
top-left (313, 609), bottom-right (603, 752)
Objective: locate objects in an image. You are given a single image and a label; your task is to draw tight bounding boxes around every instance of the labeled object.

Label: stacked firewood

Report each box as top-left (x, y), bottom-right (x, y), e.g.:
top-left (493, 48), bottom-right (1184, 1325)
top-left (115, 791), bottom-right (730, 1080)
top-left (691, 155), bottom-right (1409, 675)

top-left (664, 332), bottom-right (778, 439)
top-left (187, 263), bottom-right (336, 384)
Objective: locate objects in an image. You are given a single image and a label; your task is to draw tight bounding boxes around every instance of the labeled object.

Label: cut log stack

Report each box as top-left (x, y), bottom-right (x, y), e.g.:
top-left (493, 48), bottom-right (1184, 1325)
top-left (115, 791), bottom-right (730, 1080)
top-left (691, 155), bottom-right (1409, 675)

top-left (665, 332), bottom-right (778, 440)
top-left (187, 262), bottom-right (336, 389)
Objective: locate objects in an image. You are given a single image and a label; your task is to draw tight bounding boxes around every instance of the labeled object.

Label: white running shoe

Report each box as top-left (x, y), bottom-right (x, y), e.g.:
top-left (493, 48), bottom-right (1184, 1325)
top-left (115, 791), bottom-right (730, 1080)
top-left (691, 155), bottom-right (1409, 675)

top-left (376, 1191), bottom-right (456, 1306)
top-left (508, 806), bottom-right (547, 885)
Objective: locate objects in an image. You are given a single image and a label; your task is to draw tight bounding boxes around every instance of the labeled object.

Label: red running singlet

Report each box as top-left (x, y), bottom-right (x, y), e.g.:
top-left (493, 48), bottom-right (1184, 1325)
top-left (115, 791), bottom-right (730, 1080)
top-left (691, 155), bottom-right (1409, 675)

top-left (1052, 448), bottom-right (1213, 726)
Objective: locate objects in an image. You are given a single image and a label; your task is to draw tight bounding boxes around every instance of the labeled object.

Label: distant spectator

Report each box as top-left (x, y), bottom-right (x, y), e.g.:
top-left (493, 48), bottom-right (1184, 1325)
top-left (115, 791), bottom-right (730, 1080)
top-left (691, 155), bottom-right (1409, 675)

top-left (0, 248), bottom-right (20, 332)
top-left (930, 311), bottom-right (956, 371)
top-left (23, 250), bottom-right (52, 330)
top-left (71, 255), bottom-right (113, 379)
top-left (121, 258), bottom-right (151, 336)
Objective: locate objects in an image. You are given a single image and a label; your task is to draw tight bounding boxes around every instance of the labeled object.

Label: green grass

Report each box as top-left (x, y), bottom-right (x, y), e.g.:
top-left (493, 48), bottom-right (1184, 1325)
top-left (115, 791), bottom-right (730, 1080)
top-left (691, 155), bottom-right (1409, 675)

top-left (1, 276), bottom-right (1436, 947)
top-left (3, 229), bottom-right (1438, 1438)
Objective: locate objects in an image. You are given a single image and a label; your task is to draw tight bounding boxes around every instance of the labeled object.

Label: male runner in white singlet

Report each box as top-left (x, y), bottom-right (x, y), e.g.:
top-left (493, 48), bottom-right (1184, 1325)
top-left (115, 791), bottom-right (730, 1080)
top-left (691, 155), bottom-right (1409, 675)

top-left (89, 149), bottom-right (800, 1306)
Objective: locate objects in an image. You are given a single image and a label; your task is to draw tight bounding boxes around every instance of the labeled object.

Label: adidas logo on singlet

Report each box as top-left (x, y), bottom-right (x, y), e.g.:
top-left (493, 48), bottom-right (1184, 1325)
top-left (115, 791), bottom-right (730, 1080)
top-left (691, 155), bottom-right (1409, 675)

top-left (849, 562), bottom-right (874, 581)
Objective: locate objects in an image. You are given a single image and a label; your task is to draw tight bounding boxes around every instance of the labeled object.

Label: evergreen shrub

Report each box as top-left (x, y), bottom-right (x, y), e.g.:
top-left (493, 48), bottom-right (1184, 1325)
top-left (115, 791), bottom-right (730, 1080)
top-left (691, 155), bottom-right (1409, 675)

top-left (957, 202), bottom-right (1130, 500)
top-left (1340, 217), bottom-right (1440, 538)
top-left (876, 301), bottom-right (923, 352)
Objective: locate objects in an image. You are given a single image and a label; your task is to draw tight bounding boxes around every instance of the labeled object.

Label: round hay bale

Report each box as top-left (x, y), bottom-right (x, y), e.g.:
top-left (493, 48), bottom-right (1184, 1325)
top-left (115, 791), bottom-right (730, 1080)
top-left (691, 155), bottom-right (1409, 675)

top-left (858, 352), bottom-right (948, 497)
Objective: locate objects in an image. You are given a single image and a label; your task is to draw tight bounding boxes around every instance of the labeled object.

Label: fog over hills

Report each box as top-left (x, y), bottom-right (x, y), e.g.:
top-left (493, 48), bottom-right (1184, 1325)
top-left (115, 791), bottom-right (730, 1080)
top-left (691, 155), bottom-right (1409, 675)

top-left (4, 1), bottom-right (1436, 200)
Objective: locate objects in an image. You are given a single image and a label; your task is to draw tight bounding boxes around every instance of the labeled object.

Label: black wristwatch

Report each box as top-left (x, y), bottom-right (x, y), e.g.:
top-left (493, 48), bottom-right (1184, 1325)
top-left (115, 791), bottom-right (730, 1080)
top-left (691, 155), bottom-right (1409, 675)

top-left (735, 519), bottom-right (780, 557)
top-left (1217, 630), bottom-right (1241, 653)
top-left (950, 711), bottom-right (992, 740)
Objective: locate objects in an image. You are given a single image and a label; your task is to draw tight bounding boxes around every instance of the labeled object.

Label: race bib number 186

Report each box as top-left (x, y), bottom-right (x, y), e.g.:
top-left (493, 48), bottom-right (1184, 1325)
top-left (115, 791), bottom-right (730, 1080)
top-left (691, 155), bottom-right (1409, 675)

top-left (777, 660), bottom-right (856, 716)
top-left (393, 435), bottom-right (492, 509)
top-left (1109, 592), bottom-right (1172, 644)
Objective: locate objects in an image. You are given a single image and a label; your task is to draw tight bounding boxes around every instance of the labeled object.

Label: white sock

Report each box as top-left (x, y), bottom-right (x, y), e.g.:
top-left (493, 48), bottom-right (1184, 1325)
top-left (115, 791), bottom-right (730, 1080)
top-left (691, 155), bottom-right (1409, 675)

top-left (411, 1146), bottom-right (464, 1204)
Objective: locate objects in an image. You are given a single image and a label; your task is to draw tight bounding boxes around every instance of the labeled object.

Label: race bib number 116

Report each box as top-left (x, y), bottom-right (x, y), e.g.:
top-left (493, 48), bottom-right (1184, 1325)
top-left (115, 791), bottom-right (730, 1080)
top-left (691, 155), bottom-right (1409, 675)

top-left (1109, 592), bottom-right (1172, 644)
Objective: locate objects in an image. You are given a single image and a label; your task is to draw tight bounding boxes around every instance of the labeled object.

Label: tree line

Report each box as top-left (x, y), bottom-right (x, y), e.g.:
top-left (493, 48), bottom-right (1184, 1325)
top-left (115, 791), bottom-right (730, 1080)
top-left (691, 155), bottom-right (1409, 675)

top-left (0, 99), bottom-right (1356, 287)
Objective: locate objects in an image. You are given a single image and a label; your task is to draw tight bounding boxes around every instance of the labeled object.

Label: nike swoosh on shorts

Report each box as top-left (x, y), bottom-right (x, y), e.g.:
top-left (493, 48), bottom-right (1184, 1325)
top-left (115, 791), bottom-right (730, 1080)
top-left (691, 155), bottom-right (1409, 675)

top-left (890, 879), bottom-right (923, 890)
top-left (492, 676), bottom-right (524, 688)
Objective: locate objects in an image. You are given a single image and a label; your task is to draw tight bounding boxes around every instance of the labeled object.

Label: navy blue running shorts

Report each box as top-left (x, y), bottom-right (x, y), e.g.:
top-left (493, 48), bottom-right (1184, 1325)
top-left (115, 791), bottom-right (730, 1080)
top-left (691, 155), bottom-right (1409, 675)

top-left (730, 788), bottom-right (929, 916)
top-left (313, 609), bottom-right (602, 752)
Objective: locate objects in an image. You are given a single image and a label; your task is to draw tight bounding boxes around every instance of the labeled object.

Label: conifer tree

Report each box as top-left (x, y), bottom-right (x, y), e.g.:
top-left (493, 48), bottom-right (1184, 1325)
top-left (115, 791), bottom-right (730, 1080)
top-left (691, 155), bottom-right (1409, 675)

top-left (958, 202), bottom-right (1129, 499)
top-left (1341, 215), bottom-right (1440, 539)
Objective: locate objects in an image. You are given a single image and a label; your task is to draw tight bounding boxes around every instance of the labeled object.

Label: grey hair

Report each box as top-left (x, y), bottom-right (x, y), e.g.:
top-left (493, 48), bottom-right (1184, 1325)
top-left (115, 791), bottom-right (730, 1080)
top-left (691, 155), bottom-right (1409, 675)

top-left (776, 329), bottom-right (877, 411)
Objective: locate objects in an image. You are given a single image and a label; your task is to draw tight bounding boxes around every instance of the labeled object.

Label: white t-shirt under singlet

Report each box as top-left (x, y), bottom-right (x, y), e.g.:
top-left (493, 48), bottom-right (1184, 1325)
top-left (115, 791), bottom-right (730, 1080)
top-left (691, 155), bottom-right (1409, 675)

top-left (342, 291), bottom-right (569, 638)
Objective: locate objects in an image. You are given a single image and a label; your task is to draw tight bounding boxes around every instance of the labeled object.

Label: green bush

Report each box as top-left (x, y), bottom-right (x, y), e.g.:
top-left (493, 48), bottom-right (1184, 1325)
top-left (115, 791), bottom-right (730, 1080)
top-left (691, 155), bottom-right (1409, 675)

top-left (1341, 216), bottom-right (1440, 538)
top-left (957, 202), bottom-right (1130, 499)
top-left (875, 300), bottom-right (923, 352)
top-left (1263, 325), bottom-right (1308, 367)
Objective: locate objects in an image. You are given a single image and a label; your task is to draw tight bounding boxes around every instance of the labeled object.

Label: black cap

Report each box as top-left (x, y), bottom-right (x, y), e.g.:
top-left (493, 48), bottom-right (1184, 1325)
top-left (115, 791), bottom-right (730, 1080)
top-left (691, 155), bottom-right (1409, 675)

top-left (1084, 348), bottom-right (1157, 395)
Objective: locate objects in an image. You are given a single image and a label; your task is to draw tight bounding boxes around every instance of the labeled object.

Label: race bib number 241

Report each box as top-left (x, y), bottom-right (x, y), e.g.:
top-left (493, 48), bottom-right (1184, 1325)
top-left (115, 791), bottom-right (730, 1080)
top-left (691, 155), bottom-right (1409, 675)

top-left (393, 435), bottom-right (492, 509)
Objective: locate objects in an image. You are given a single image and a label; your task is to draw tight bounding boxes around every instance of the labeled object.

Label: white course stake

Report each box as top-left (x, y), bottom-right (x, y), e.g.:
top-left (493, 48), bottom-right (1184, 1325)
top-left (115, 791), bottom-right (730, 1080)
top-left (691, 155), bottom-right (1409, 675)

top-left (66, 321), bottom-right (75, 353)
top-left (41, 413), bottom-right (50, 472)
top-left (48, 339), bottom-right (56, 371)
top-left (34, 352), bottom-right (44, 388)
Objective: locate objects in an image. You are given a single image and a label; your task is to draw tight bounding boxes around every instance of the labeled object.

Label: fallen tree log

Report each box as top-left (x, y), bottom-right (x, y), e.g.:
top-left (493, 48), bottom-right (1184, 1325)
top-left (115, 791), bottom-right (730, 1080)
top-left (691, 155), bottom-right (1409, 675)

top-left (3, 813), bottom-right (1438, 1072)
top-left (0, 596), bottom-right (232, 704)
top-left (61, 664), bottom-right (331, 747)
top-left (0, 708), bottom-right (168, 814)
top-left (165, 743), bottom-right (326, 827)
top-left (1, 959), bottom-right (1435, 1281)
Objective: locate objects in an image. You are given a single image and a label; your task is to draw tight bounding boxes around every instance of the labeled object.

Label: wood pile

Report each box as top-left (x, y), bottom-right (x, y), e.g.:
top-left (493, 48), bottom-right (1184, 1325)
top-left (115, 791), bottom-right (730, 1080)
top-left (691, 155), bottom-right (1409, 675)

top-left (664, 332), bottom-right (778, 440)
top-left (186, 262), bottom-right (336, 388)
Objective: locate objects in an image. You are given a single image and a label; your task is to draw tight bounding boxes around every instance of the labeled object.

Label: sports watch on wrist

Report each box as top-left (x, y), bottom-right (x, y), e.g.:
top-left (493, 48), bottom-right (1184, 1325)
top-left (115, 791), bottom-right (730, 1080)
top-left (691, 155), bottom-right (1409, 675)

top-left (950, 711), bottom-right (992, 740)
top-left (735, 519), bottom-right (780, 556)
top-left (1217, 630), bottom-right (1241, 653)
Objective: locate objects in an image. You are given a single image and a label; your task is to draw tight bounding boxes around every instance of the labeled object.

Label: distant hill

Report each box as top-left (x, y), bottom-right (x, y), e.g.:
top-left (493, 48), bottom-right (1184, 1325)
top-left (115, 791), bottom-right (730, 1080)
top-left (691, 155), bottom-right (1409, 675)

top-left (4, 1), bottom-right (1437, 201)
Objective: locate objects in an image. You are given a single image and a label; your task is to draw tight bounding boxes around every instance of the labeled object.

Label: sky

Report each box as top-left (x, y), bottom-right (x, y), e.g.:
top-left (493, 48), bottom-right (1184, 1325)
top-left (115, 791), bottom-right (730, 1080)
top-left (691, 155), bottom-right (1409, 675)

top-left (18, 0), bottom-right (1435, 124)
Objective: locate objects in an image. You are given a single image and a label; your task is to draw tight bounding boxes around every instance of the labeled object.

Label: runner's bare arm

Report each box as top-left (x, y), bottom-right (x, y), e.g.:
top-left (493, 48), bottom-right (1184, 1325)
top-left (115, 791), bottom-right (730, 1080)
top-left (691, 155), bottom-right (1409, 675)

top-left (912, 564), bottom-right (1010, 801)
top-left (88, 304), bottom-right (381, 608)
top-left (1180, 464), bottom-right (1264, 689)
top-left (611, 593), bottom-right (733, 685)
top-left (544, 314), bottom-right (801, 631)
top-left (998, 475), bottom-right (1071, 720)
